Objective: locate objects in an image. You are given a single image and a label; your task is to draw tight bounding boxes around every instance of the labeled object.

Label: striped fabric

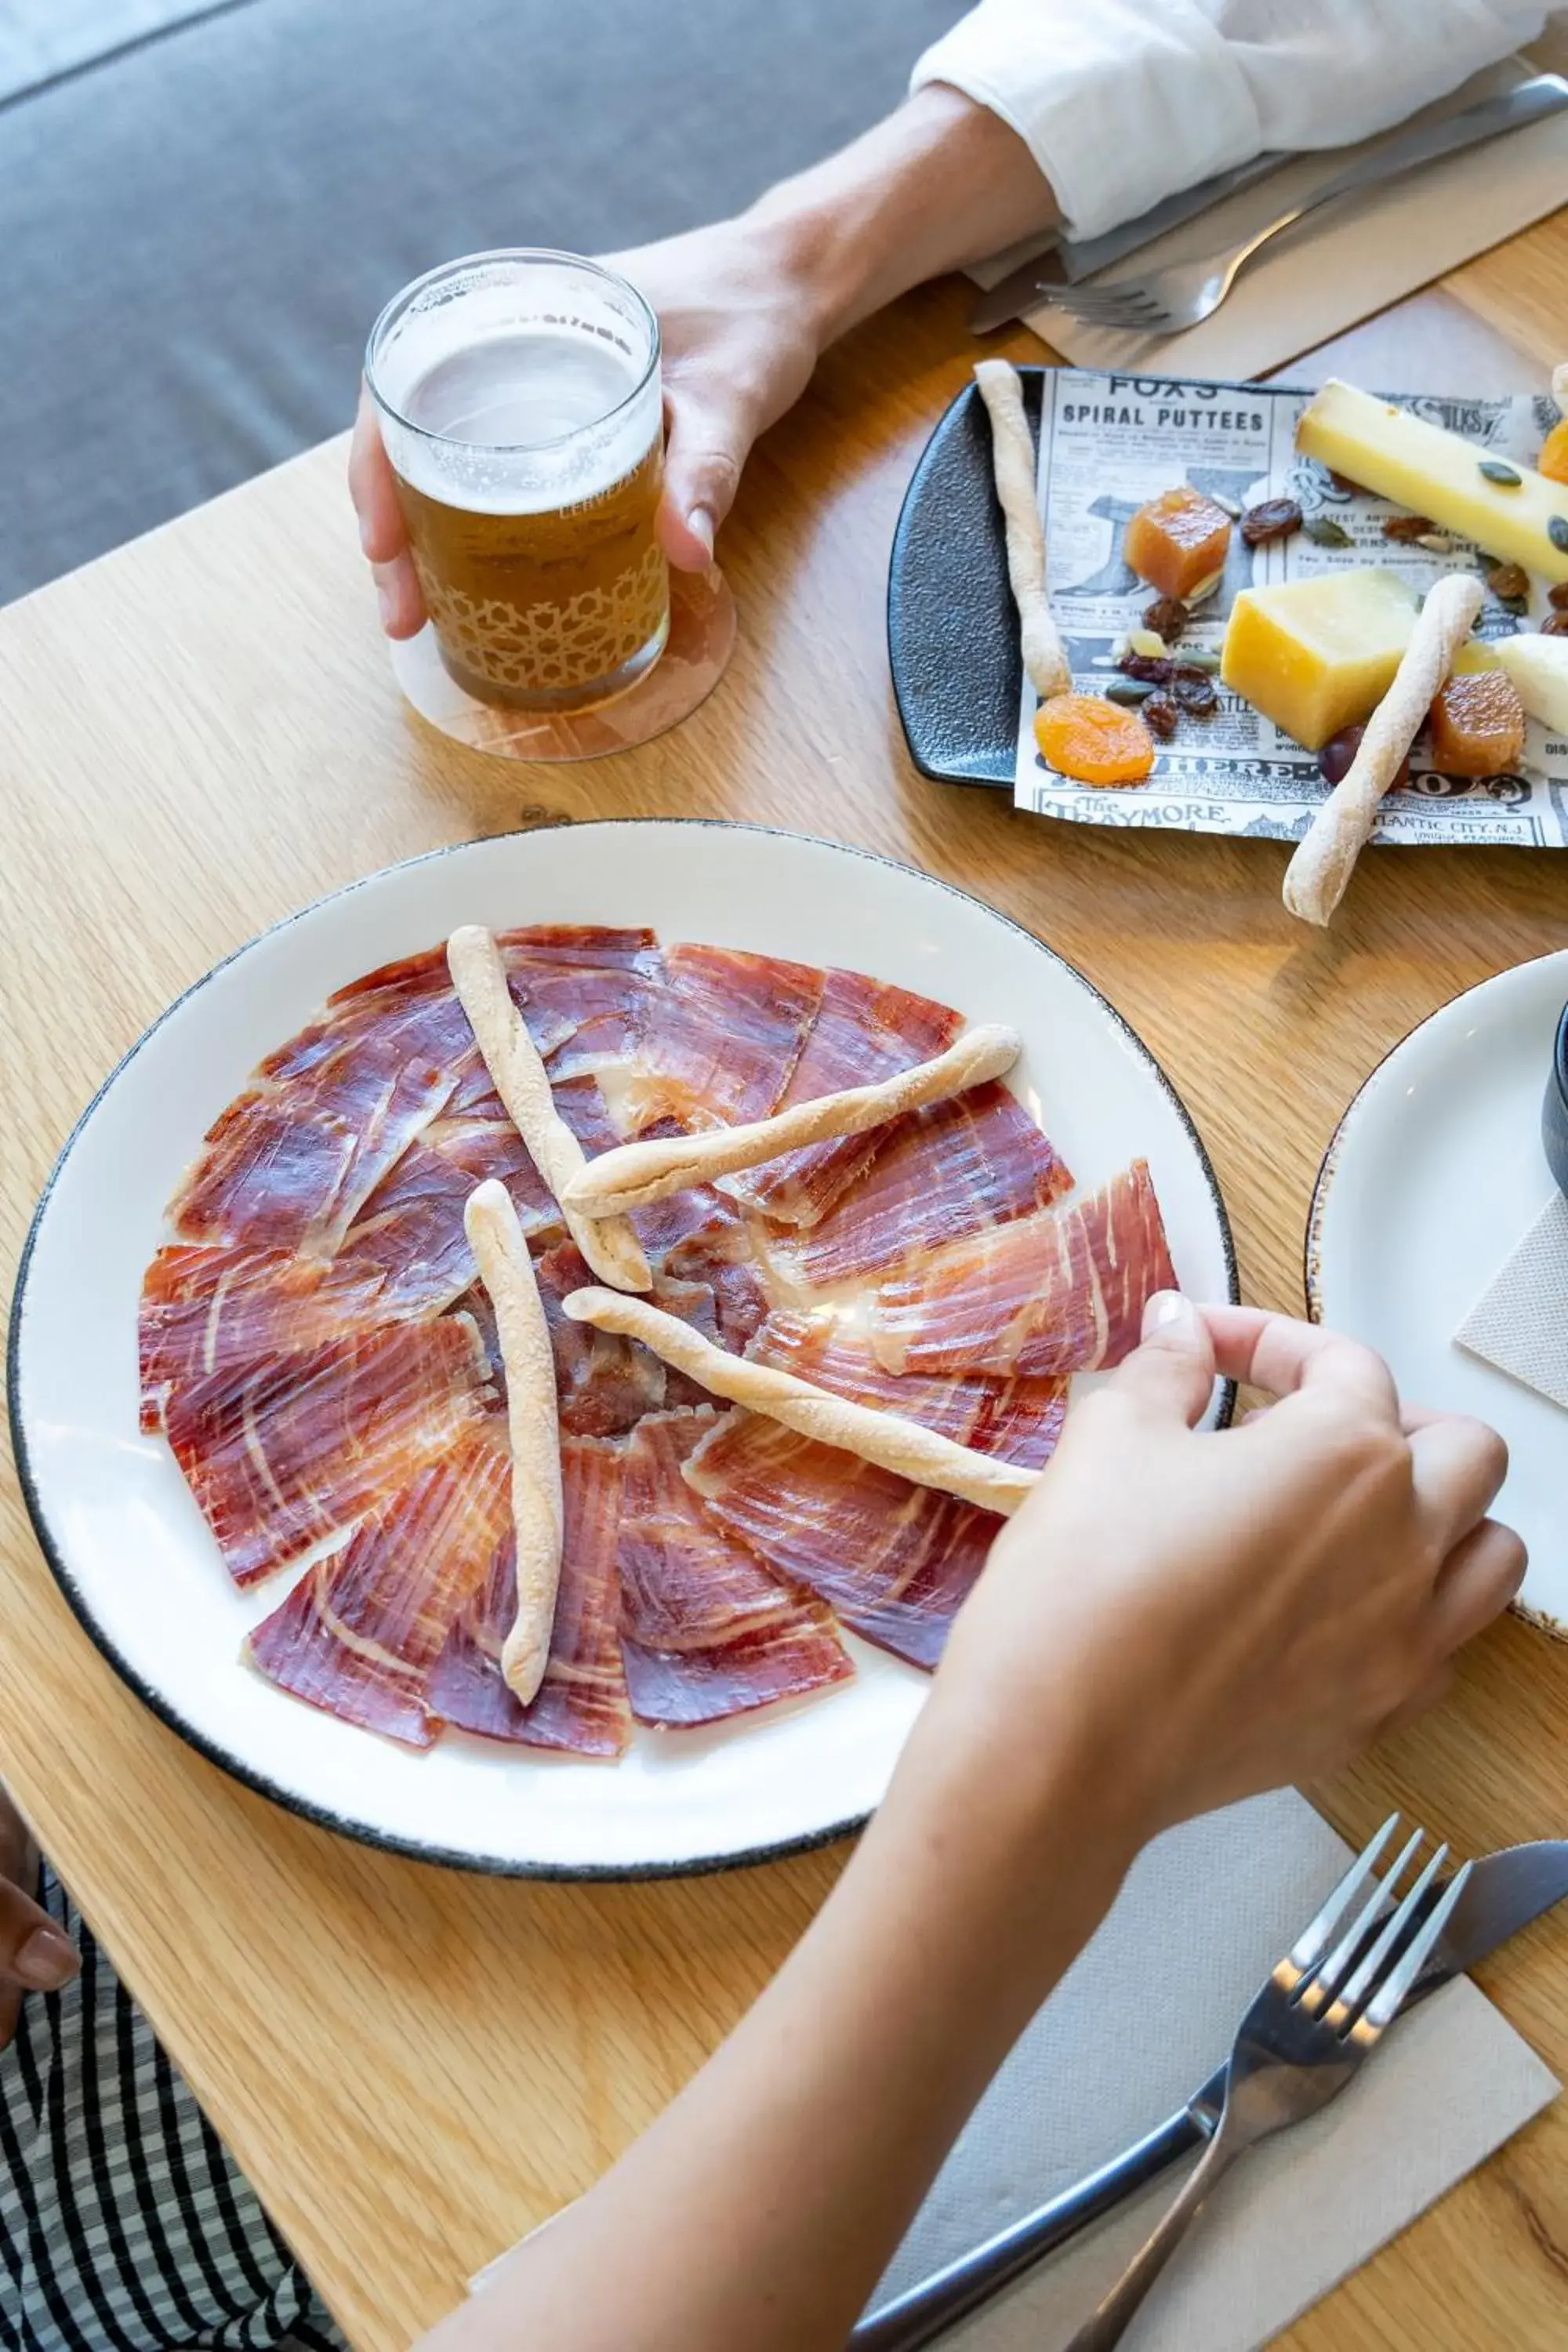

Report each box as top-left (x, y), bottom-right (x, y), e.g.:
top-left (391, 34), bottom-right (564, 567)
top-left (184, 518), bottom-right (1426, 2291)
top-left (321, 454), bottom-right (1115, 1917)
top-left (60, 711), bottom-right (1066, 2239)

top-left (0, 1869), bottom-right (342, 2352)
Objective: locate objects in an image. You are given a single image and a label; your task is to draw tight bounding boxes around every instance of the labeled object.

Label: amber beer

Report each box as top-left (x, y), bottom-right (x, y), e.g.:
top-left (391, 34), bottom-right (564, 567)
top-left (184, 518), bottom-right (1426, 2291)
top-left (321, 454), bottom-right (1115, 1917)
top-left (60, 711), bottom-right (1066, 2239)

top-left (367, 252), bottom-right (669, 710)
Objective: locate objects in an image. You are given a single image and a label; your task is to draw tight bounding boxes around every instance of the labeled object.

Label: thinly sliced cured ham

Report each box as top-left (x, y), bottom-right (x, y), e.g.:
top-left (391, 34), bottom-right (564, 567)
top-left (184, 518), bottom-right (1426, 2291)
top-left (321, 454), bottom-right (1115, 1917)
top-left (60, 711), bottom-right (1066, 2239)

top-left (430, 1439), bottom-right (632, 1756)
top-left (747, 1312), bottom-right (1066, 1470)
top-left (684, 1415), bottom-right (1000, 1670)
top-left (870, 1158), bottom-right (1177, 1377)
top-left (619, 1413), bottom-right (851, 1726)
top-left (172, 1047), bottom-right (456, 1251)
top-left (139, 1244), bottom-right (393, 1432)
top-left (720, 970), bottom-right (963, 1225)
top-left (772, 1080), bottom-right (1071, 1290)
top-left (163, 1316), bottom-right (494, 1584)
top-left (497, 924), bottom-right (662, 1078)
top-left (332, 1120), bottom-right (560, 1320)
top-left (535, 1244), bottom-right (719, 1433)
top-left (619, 1121), bottom-right (774, 1352)
top-left (245, 1434), bottom-right (512, 1748)
top-left (623, 945), bottom-right (822, 1131)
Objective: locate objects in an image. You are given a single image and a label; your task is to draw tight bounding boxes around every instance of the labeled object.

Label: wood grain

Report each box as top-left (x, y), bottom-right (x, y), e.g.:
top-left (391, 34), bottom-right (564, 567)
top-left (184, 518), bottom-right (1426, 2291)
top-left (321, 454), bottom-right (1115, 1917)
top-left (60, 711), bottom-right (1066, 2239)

top-left (2, 195), bottom-right (1568, 2350)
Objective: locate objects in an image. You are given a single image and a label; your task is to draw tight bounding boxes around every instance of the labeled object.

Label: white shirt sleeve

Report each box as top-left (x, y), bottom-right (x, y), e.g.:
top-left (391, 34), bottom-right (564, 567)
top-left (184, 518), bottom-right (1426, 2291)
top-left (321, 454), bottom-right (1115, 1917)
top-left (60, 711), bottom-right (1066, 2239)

top-left (910, 0), bottom-right (1548, 240)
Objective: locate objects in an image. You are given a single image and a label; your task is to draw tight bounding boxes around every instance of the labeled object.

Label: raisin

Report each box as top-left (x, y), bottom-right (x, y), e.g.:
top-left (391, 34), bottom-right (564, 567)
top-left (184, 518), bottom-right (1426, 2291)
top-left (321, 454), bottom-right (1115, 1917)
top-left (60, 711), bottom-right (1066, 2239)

top-left (1240, 496), bottom-right (1301, 546)
top-left (1319, 724), bottom-right (1409, 789)
top-left (1117, 651), bottom-right (1175, 686)
top-left (1550, 582), bottom-right (1568, 611)
top-left (1541, 612), bottom-right (1568, 638)
top-left (1381, 514), bottom-right (1436, 542)
top-left (1172, 671), bottom-right (1218, 716)
top-left (1486, 561), bottom-right (1530, 601)
top-left (1142, 695), bottom-right (1178, 741)
top-left (1141, 596), bottom-right (1189, 644)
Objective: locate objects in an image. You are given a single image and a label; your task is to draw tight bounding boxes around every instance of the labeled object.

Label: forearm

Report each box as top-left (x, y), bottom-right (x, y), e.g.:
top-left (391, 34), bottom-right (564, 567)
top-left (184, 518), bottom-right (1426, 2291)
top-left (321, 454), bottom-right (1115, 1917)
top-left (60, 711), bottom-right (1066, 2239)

top-left (426, 1683), bottom-right (1143, 2352)
top-left (745, 82), bottom-right (1058, 347)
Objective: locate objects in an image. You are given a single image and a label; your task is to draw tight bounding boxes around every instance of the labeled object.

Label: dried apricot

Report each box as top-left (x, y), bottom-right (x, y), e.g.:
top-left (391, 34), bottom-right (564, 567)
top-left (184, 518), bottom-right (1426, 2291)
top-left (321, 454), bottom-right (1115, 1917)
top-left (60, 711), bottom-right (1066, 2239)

top-left (1540, 419), bottom-right (1568, 486)
top-left (1124, 486), bottom-right (1233, 600)
top-left (1035, 692), bottom-right (1156, 786)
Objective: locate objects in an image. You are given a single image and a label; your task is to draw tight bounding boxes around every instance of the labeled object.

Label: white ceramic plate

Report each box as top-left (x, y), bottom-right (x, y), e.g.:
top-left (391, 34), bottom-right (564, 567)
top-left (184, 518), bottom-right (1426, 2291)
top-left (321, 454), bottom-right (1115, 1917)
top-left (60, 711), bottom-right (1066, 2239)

top-left (1308, 950), bottom-right (1568, 1633)
top-left (10, 822), bottom-right (1235, 1876)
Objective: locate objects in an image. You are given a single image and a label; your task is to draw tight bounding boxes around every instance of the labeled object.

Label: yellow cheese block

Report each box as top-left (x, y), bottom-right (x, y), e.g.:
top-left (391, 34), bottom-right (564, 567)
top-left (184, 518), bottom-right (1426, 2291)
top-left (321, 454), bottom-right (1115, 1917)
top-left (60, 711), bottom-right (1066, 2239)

top-left (1220, 566), bottom-right (1419, 750)
top-left (1297, 380), bottom-right (1568, 584)
top-left (1494, 631), bottom-right (1568, 734)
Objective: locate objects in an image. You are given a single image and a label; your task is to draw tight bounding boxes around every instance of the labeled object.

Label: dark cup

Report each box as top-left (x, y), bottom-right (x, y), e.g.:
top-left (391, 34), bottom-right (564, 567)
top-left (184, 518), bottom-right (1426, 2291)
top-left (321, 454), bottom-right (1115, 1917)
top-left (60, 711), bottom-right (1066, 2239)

top-left (1546, 999), bottom-right (1568, 1196)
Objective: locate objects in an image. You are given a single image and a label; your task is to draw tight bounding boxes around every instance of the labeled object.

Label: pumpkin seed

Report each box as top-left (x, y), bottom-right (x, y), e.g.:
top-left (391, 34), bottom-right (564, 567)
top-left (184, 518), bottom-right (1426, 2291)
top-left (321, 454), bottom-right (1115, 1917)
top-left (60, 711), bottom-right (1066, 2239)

top-left (1182, 569), bottom-right (1226, 606)
top-left (1301, 515), bottom-right (1352, 548)
top-left (1105, 678), bottom-right (1155, 706)
top-left (1415, 534), bottom-right (1455, 553)
top-left (1172, 648), bottom-right (1221, 673)
top-left (1550, 515), bottom-right (1568, 555)
top-left (1478, 459), bottom-right (1522, 486)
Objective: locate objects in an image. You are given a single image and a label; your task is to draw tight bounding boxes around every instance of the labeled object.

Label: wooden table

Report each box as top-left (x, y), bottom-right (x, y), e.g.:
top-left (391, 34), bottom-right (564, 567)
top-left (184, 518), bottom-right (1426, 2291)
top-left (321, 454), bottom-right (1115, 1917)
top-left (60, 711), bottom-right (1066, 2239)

top-left (4, 212), bottom-right (1568, 2347)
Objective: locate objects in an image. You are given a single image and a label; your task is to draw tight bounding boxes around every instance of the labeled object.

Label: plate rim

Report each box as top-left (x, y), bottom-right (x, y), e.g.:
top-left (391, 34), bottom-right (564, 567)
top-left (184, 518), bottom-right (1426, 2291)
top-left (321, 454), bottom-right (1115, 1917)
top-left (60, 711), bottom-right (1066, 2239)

top-left (8, 817), bottom-right (1238, 1880)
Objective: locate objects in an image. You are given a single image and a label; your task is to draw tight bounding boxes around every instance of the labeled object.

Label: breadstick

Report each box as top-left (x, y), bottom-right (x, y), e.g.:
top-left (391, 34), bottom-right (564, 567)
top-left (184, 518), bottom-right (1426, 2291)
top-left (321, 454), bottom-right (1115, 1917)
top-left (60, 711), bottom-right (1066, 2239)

top-left (463, 1181), bottom-right (564, 1705)
top-left (561, 1023), bottom-right (1021, 1214)
top-left (1282, 572), bottom-right (1485, 928)
top-left (446, 925), bottom-right (651, 1292)
top-left (562, 1287), bottom-right (1038, 1516)
top-left (974, 359), bottom-right (1072, 702)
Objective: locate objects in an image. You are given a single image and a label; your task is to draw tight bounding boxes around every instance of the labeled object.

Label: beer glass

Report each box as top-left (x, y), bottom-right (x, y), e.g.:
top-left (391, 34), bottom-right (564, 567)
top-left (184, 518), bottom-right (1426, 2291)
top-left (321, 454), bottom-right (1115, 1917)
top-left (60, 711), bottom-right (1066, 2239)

top-left (366, 250), bottom-right (669, 711)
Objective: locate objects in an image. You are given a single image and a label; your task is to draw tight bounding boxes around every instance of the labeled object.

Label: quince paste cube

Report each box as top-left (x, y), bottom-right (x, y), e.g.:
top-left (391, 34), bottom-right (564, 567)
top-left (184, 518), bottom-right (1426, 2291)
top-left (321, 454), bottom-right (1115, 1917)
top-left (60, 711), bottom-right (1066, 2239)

top-left (1124, 487), bottom-right (1232, 600)
top-left (1428, 666), bottom-right (1526, 776)
top-left (1220, 567), bottom-right (1418, 751)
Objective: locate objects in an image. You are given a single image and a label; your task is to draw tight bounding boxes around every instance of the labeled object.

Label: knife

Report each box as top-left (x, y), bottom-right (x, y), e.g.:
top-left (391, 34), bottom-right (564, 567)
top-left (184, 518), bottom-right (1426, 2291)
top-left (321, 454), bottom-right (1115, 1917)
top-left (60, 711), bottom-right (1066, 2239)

top-left (851, 1839), bottom-right (1568, 2350)
top-left (969, 154), bottom-right (1288, 332)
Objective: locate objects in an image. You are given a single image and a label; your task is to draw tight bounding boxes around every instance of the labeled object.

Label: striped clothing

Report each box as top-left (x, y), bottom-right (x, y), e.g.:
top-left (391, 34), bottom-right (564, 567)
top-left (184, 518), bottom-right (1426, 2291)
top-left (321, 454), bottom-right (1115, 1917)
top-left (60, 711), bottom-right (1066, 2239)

top-left (0, 1870), bottom-right (341, 2352)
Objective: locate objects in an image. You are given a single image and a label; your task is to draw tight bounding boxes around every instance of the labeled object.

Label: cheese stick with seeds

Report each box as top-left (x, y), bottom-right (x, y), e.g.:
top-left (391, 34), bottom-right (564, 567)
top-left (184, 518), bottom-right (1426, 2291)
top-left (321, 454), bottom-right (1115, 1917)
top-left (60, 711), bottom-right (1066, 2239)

top-left (447, 924), bottom-right (651, 1292)
top-left (561, 1022), bottom-right (1021, 1213)
top-left (1282, 572), bottom-right (1485, 927)
top-left (974, 359), bottom-right (1071, 702)
top-left (464, 1180), bottom-right (564, 1705)
top-left (563, 1287), bottom-right (1038, 1516)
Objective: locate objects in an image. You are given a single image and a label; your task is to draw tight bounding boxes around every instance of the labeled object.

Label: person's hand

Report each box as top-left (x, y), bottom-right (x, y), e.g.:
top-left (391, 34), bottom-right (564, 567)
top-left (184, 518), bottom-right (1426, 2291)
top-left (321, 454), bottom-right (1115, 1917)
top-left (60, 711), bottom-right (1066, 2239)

top-left (920, 1297), bottom-right (1523, 1844)
top-left (0, 1784), bottom-right (78, 2048)
top-left (348, 212), bottom-right (828, 639)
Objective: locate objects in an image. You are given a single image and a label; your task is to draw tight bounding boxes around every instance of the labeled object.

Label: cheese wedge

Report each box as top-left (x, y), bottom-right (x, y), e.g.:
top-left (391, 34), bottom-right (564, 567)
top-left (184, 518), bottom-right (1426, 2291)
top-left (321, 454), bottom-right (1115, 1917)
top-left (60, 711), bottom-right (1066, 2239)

top-left (1494, 631), bottom-right (1568, 735)
top-left (1221, 566), bottom-right (1419, 750)
top-left (1297, 381), bottom-right (1568, 584)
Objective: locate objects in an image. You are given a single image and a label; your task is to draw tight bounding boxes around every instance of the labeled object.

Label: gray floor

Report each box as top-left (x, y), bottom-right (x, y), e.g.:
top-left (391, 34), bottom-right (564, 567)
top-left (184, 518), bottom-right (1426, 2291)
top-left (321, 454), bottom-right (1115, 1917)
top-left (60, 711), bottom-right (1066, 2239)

top-left (2, 0), bottom-right (965, 604)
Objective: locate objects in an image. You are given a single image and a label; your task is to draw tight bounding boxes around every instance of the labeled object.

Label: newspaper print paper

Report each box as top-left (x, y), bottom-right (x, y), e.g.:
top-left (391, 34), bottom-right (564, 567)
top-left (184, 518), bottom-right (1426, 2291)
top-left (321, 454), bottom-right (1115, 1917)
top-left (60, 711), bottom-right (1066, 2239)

top-left (1011, 371), bottom-right (1568, 848)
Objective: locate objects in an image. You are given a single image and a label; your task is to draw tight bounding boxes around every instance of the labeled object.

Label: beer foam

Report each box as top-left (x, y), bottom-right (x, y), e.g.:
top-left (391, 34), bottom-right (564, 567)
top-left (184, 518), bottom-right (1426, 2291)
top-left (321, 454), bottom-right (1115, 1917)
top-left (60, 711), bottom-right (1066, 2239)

top-left (374, 270), bottom-right (659, 517)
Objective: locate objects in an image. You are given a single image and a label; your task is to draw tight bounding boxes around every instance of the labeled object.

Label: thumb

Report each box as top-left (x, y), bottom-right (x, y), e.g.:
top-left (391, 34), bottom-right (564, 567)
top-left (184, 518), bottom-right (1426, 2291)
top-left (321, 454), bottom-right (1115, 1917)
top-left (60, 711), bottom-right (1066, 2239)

top-left (1107, 1291), bottom-right (1218, 1428)
top-left (657, 383), bottom-right (750, 572)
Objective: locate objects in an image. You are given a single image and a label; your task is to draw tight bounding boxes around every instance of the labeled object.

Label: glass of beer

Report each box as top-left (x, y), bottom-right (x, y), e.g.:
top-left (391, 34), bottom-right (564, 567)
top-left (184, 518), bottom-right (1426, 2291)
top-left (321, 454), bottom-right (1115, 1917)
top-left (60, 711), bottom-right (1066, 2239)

top-left (366, 249), bottom-right (669, 711)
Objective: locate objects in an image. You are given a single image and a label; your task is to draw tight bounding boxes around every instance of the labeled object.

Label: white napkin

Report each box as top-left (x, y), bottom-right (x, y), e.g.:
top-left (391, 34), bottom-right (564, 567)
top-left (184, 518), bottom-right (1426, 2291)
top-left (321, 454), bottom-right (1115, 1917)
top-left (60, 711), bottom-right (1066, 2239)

top-left (868, 1787), bottom-right (1557, 2349)
top-left (1022, 56), bottom-right (1568, 386)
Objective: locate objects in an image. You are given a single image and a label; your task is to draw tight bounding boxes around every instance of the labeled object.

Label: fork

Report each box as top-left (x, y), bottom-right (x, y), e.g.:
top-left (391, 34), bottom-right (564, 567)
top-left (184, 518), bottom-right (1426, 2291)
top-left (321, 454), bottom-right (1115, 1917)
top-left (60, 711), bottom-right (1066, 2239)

top-left (1058, 1815), bottom-right (1472, 2351)
top-left (1048, 74), bottom-right (1568, 338)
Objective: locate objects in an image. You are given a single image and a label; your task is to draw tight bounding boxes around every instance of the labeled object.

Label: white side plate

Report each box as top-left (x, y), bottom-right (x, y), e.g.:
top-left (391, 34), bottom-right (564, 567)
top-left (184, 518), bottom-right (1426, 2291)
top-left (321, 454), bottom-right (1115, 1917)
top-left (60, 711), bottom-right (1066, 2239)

top-left (10, 823), bottom-right (1235, 1875)
top-left (1308, 949), bottom-right (1568, 1633)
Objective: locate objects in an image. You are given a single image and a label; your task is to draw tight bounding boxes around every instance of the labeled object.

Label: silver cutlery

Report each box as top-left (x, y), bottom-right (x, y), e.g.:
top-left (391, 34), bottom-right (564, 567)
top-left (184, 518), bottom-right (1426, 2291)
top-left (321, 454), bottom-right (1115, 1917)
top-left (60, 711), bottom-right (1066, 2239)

top-left (851, 1833), bottom-right (1568, 2350)
top-left (1047, 74), bottom-right (1568, 339)
top-left (968, 155), bottom-right (1287, 331)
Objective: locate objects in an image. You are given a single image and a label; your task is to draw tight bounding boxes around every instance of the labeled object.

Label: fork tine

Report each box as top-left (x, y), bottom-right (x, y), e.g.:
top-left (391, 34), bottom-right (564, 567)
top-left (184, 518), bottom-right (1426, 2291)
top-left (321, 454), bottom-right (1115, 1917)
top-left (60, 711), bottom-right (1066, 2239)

top-left (1330, 1839), bottom-right (1450, 2027)
top-left (1056, 291), bottom-right (1165, 325)
top-left (1362, 1861), bottom-right (1474, 2032)
top-left (1286, 1814), bottom-right (1400, 1975)
top-left (1296, 1824), bottom-right (1425, 2015)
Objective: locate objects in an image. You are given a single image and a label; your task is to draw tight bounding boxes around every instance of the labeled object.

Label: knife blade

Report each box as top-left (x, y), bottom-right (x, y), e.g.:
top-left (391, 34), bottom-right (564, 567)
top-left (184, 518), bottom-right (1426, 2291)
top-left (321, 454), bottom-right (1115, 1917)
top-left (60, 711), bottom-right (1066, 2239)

top-left (851, 1839), bottom-right (1568, 2351)
top-left (969, 154), bottom-right (1287, 332)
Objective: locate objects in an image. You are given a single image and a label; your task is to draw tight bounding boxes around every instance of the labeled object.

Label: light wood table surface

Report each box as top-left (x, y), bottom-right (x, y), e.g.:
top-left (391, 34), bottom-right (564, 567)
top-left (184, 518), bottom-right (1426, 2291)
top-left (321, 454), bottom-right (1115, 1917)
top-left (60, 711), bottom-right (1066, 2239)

top-left (4, 190), bottom-right (1568, 2349)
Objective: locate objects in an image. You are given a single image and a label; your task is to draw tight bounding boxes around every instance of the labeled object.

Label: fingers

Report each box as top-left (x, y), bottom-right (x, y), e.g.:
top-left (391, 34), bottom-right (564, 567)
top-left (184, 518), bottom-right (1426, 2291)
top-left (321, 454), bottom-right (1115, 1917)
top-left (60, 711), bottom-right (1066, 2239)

top-left (348, 388), bottom-right (427, 639)
top-left (0, 1872), bottom-right (78, 2014)
top-left (659, 384), bottom-right (749, 571)
top-left (1107, 1291), bottom-right (1218, 1427)
top-left (1200, 1304), bottom-right (1400, 1418)
top-left (1426, 1515), bottom-right (1526, 1658)
top-left (1408, 1414), bottom-right (1509, 1551)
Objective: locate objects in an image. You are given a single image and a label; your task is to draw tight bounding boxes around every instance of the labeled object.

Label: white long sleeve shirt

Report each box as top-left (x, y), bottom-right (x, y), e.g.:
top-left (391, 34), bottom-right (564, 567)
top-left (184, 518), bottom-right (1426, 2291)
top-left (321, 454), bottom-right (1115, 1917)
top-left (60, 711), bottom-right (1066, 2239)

top-left (912, 0), bottom-right (1549, 239)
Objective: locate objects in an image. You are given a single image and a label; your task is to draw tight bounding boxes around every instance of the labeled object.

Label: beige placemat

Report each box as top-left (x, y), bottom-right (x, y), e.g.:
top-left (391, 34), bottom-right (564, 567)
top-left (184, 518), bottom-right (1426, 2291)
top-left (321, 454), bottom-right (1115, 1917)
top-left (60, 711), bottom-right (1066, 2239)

top-left (1024, 57), bottom-right (1568, 384)
top-left (869, 1788), bottom-right (1557, 2349)
top-left (1456, 1189), bottom-right (1568, 1410)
